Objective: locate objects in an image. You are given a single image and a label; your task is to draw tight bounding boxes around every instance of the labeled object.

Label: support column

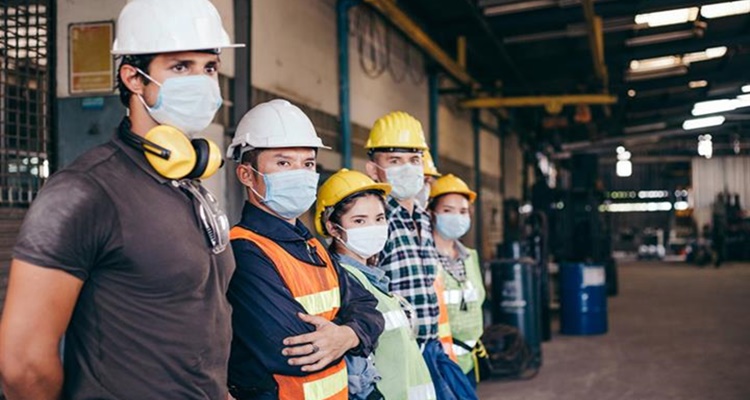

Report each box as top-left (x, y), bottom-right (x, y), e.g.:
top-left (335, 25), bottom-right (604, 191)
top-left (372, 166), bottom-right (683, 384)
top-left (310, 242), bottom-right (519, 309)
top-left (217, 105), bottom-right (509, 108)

top-left (337, 0), bottom-right (360, 168)
top-left (428, 71), bottom-right (439, 163)
top-left (472, 110), bottom-right (483, 258)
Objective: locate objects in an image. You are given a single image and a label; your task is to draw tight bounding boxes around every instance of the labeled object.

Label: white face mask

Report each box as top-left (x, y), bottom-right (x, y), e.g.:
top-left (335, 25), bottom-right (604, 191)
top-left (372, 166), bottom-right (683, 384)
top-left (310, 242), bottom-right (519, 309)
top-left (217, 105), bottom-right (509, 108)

top-left (136, 68), bottom-right (223, 136)
top-left (381, 163), bottom-right (424, 200)
top-left (415, 182), bottom-right (431, 210)
top-left (336, 224), bottom-right (389, 259)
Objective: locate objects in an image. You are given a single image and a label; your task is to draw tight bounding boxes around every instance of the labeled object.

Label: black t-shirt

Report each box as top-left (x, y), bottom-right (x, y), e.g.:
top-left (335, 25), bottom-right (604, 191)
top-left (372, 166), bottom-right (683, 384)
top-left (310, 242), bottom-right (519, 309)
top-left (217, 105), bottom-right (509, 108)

top-left (13, 131), bottom-right (236, 399)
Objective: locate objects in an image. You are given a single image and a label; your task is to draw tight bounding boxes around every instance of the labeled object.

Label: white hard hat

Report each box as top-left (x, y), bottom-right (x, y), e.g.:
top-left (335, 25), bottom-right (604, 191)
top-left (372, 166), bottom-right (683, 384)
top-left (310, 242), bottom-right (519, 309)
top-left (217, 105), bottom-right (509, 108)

top-left (228, 99), bottom-right (330, 161)
top-left (111, 0), bottom-right (244, 55)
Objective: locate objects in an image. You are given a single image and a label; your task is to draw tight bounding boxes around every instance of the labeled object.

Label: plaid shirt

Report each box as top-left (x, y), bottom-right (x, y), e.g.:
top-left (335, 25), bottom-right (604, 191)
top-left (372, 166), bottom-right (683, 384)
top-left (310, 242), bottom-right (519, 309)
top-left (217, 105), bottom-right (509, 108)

top-left (376, 196), bottom-right (441, 341)
top-left (437, 241), bottom-right (470, 283)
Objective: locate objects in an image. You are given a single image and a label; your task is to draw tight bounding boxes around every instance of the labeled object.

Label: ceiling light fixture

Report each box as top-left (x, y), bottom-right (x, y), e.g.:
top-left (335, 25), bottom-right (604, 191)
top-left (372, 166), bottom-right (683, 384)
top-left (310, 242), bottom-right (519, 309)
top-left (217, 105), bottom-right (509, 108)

top-left (629, 55), bottom-right (680, 71)
top-left (692, 97), bottom-right (750, 116)
top-left (634, 7), bottom-right (699, 27)
top-left (743, 84), bottom-right (750, 93)
top-left (700, 0), bottom-right (750, 19)
top-left (689, 80), bottom-right (708, 89)
top-left (683, 116), bottom-right (725, 130)
top-left (682, 46), bottom-right (727, 65)
top-left (625, 66), bottom-right (688, 82)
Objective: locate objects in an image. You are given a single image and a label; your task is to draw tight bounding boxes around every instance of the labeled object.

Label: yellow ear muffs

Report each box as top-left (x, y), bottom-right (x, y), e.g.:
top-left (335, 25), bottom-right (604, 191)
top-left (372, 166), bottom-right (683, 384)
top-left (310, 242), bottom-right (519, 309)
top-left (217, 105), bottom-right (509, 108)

top-left (142, 125), bottom-right (198, 180)
top-left (187, 138), bottom-right (224, 180)
top-left (121, 124), bottom-right (224, 180)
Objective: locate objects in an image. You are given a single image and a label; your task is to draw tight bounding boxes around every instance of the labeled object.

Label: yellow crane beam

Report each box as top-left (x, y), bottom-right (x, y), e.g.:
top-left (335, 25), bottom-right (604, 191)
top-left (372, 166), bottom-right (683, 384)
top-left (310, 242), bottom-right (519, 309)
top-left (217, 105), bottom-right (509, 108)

top-left (461, 94), bottom-right (618, 109)
top-left (363, 0), bottom-right (476, 87)
top-left (582, 0), bottom-right (608, 86)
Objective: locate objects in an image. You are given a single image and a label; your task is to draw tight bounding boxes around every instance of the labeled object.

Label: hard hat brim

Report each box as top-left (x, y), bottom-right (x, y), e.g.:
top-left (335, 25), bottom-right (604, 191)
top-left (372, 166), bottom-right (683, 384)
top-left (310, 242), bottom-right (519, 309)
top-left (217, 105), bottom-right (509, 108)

top-left (112, 43), bottom-right (245, 56)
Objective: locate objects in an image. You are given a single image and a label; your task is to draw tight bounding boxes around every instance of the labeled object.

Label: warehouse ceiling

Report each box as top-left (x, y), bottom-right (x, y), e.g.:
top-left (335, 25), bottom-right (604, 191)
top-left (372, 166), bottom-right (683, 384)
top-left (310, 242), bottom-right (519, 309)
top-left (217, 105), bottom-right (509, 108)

top-left (397, 0), bottom-right (750, 157)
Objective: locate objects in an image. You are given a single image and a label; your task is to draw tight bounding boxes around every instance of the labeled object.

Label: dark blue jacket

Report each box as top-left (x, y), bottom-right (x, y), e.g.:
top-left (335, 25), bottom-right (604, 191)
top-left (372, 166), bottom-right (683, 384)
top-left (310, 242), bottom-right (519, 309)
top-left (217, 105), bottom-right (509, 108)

top-left (227, 202), bottom-right (384, 394)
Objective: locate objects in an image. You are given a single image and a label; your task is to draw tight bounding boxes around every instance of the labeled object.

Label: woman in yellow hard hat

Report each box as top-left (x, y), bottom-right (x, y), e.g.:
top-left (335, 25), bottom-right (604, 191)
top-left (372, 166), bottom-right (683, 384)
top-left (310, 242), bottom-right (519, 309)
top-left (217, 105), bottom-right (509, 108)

top-left (428, 174), bottom-right (486, 389)
top-left (316, 169), bottom-right (437, 400)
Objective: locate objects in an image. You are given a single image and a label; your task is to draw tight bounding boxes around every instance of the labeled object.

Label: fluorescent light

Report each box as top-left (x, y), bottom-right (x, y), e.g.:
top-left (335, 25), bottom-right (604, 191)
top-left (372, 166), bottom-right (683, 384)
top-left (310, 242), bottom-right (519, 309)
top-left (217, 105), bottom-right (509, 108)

top-left (625, 66), bottom-right (688, 82)
top-left (737, 94), bottom-right (750, 101)
top-left (616, 161), bottom-right (632, 177)
top-left (698, 134), bottom-right (713, 159)
top-left (743, 84), bottom-right (750, 92)
top-left (700, 1), bottom-right (750, 19)
top-left (689, 80), bottom-right (708, 89)
top-left (628, 47), bottom-right (727, 78)
top-left (682, 46), bottom-right (727, 65)
top-left (601, 202), bottom-right (673, 213)
top-left (638, 190), bottom-right (669, 199)
top-left (635, 7), bottom-right (699, 27)
top-left (683, 116), bottom-right (725, 130)
top-left (692, 99), bottom-right (738, 115)
top-left (692, 97), bottom-right (750, 116)
top-left (630, 55), bottom-right (680, 71)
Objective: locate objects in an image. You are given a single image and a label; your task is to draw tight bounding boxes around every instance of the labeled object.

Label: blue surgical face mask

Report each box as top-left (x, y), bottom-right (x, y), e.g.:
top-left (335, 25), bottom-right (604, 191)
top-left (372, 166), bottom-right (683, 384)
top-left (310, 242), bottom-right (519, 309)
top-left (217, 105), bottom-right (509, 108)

top-left (250, 167), bottom-right (320, 220)
top-left (435, 213), bottom-right (471, 240)
top-left (136, 68), bottom-right (223, 136)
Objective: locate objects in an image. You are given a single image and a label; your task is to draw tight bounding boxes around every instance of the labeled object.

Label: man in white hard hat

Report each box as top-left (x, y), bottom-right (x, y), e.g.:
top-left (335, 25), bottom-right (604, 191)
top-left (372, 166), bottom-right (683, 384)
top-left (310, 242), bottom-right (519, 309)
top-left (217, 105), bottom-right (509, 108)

top-left (225, 99), bottom-right (384, 400)
top-left (0, 1), bottom-right (242, 399)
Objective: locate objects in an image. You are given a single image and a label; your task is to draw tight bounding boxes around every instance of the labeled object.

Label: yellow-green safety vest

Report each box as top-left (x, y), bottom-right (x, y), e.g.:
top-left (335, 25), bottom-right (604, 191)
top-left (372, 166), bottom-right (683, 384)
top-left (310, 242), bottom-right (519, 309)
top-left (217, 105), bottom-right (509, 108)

top-left (439, 248), bottom-right (486, 374)
top-left (341, 263), bottom-right (437, 400)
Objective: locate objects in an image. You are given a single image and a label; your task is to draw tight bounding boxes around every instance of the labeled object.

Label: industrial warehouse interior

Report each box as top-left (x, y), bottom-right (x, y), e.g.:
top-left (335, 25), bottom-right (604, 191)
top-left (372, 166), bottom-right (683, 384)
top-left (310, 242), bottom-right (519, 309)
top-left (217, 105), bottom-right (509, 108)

top-left (0, 0), bottom-right (749, 399)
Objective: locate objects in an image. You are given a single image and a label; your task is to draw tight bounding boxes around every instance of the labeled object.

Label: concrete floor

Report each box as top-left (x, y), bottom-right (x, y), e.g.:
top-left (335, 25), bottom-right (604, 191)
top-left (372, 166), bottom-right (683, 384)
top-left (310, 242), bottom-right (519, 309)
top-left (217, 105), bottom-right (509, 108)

top-left (477, 261), bottom-right (750, 400)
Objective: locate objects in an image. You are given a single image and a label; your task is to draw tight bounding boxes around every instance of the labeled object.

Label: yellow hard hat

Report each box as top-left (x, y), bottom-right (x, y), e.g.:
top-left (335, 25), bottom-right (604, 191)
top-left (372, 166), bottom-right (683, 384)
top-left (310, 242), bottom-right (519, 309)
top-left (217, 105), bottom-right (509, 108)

top-left (365, 111), bottom-right (428, 151)
top-left (315, 169), bottom-right (392, 237)
top-left (423, 151), bottom-right (441, 177)
top-left (429, 174), bottom-right (477, 203)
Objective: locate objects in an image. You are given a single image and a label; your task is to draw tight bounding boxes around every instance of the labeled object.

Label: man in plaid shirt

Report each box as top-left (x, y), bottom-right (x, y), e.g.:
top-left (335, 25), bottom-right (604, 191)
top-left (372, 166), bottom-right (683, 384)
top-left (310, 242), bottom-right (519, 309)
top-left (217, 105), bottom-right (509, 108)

top-left (365, 111), bottom-right (478, 400)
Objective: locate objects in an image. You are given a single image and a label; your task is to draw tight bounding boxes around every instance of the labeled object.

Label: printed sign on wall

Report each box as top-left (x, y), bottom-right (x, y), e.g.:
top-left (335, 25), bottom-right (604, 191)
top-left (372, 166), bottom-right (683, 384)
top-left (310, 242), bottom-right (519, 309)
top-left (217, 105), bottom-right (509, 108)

top-left (69, 22), bottom-right (114, 94)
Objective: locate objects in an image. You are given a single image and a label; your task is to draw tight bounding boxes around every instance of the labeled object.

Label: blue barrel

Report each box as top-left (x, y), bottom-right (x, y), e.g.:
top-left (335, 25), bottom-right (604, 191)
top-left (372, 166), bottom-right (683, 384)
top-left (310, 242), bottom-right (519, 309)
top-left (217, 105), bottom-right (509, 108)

top-left (559, 263), bottom-right (608, 335)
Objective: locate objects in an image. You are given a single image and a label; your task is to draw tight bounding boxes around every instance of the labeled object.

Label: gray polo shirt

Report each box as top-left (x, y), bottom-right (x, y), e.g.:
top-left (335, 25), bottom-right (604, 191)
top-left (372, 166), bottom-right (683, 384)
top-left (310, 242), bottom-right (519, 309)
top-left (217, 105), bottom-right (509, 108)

top-left (13, 125), bottom-right (235, 399)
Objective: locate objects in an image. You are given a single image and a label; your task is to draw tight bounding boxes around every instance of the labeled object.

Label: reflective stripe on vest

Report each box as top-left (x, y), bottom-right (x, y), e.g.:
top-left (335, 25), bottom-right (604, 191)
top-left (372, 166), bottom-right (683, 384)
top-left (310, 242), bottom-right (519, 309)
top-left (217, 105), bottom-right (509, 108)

top-left (443, 281), bottom-right (480, 305)
top-left (296, 288), bottom-right (341, 316)
top-left (408, 382), bottom-right (438, 400)
top-left (433, 270), bottom-right (458, 362)
top-left (383, 309), bottom-right (411, 331)
top-left (230, 227), bottom-right (347, 400)
top-left (452, 339), bottom-right (477, 356)
top-left (302, 363), bottom-right (348, 400)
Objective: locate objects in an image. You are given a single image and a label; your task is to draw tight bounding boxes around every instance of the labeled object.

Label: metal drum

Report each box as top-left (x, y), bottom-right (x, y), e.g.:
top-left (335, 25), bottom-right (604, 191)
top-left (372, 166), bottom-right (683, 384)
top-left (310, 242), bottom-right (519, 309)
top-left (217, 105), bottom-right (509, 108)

top-left (559, 263), bottom-right (608, 335)
top-left (490, 259), bottom-right (542, 368)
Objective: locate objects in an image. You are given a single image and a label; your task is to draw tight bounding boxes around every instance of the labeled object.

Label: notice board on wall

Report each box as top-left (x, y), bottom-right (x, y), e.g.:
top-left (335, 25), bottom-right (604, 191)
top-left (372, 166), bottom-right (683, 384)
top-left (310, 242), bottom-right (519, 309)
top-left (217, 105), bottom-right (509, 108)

top-left (69, 21), bottom-right (114, 94)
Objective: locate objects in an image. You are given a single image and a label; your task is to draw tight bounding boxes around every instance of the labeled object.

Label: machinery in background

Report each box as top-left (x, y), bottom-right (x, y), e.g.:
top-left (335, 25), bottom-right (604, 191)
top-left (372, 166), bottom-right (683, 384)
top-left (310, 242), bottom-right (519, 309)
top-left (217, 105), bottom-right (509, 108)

top-left (638, 228), bottom-right (666, 260)
top-left (481, 199), bottom-right (546, 380)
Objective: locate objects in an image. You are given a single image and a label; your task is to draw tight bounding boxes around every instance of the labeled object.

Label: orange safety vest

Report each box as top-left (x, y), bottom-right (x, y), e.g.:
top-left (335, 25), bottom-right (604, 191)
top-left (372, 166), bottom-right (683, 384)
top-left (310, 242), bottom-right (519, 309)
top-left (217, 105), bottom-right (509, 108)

top-left (433, 271), bottom-right (458, 362)
top-left (231, 227), bottom-right (348, 400)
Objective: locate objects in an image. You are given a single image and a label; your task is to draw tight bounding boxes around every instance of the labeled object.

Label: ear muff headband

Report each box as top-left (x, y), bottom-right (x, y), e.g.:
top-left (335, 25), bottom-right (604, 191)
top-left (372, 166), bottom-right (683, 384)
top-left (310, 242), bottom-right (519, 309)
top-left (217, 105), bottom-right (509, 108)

top-left (119, 123), bottom-right (172, 160)
top-left (119, 121), bottom-right (223, 180)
